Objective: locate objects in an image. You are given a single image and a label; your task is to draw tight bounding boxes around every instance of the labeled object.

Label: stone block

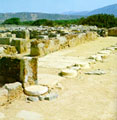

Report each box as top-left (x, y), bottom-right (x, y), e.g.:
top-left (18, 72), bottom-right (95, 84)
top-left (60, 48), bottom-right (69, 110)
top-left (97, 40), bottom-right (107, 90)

top-left (44, 92), bottom-right (58, 101)
top-left (27, 96), bottom-right (39, 102)
top-left (0, 37), bottom-right (12, 45)
top-left (31, 40), bottom-right (45, 56)
top-left (0, 57), bottom-right (20, 84)
top-left (11, 38), bottom-right (28, 53)
top-left (108, 27), bottom-right (117, 36)
top-left (20, 57), bottom-right (39, 87)
top-left (4, 82), bottom-right (23, 101)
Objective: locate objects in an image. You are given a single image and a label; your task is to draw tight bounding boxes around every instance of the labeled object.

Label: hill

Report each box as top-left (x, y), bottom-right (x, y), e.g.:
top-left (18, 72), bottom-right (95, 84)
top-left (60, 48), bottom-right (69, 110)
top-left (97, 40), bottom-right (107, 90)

top-left (63, 4), bottom-right (117, 17)
top-left (0, 12), bottom-right (80, 22)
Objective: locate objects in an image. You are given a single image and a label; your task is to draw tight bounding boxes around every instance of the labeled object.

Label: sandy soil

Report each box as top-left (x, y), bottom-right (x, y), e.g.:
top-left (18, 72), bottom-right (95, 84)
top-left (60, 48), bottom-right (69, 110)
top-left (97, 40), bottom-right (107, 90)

top-left (0, 37), bottom-right (117, 120)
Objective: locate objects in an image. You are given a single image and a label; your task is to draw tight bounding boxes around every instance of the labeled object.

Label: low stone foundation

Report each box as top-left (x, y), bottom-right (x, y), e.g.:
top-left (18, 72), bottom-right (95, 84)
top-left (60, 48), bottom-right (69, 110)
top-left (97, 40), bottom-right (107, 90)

top-left (0, 56), bottom-right (39, 88)
top-left (31, 32), bottom-right (98, 56)
top-left (108, 27), bottom-right (117, 36)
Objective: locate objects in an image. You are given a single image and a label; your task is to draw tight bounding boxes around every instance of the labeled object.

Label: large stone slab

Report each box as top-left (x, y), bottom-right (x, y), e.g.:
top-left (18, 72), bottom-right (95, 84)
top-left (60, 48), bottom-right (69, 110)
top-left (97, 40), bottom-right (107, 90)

top-left (24, 85), bottom-right (48, 96)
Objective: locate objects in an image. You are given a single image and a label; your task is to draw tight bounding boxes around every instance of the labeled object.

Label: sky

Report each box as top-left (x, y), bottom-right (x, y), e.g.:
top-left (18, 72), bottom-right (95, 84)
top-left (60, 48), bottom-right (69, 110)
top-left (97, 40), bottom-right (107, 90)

top-left (0, 0), bottom-right (117, 13)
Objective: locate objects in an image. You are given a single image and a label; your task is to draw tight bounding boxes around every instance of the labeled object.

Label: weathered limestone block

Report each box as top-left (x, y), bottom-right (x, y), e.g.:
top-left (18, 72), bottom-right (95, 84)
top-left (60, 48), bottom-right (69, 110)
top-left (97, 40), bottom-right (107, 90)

top-left (4, 82), bottom-right (23, 101)
top-left (0, 37), bottom-right (12, 45)
top-left (20, 57), bottom-right (39, 87)
top-left (11, 30), bottom-right (30, 39)
top-left (0, 45), bottom-right (17, 55)
top-left (47, 40), bottom-right (56, 52)
top-left (11, 38), bottom-right (28, 53)
top-left (57, 36), bottom-right (68, 49)
top-left (108, 27), bottom-right (117, 36)
top-left (7, 33), bottom-right (16, 38)
top-left (86, 32), bottom-right (98, 40)
top-left (31, 40), bottom-right (45, 56)
top-left (97, 29), bottom-right (108, 37)
top-left (0, 46), bottom-right (4, 54)
top-left (25, 30), bottom-right (30, 40)
top-left (0, 88), bottom-right (8, 106)
top-left (3, 45), bottom-right (17, 54)
top-left (0, 33), bottom-right (6, 38)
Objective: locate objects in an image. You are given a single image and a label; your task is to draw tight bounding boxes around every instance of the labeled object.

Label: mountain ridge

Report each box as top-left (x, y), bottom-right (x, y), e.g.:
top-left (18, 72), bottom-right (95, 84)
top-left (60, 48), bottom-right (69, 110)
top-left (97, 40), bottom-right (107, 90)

top-left (63, 4), bottom-right (117, 16)
top-left (0, 4), bottom-right (116, 23)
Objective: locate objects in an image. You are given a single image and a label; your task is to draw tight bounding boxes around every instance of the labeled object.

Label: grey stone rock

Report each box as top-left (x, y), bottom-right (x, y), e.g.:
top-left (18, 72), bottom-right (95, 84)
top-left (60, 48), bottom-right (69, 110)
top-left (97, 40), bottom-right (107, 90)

top-left (85, 69), bottom-right (106, 75)
top-left (27, 96), bottom-right (39, 102)
top-left (44, 93), bottom-right (58, 101)
top-left (4, 82), bottom-right (22, 91)
top-left (38, 95), bottom-right (45, 101)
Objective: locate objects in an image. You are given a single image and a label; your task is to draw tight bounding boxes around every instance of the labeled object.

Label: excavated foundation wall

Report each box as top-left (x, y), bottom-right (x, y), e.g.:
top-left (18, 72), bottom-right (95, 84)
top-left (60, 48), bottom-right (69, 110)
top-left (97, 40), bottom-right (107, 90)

top-left (0, 56), bottom-right (38, 87)
top-left (0, 57), bottom-right (20, 84)
top-left (31, 31), bottom-right (98, 56)
top-left (108, 27), bottom-right (117, 36)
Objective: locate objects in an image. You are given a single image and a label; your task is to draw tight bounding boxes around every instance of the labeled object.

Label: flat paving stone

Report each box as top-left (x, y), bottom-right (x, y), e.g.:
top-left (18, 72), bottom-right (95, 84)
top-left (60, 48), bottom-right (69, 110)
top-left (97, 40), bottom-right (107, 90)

top-left (24, 85), bottom-right (48, 96)
top-left (16, 110), bottom-right (42, 120)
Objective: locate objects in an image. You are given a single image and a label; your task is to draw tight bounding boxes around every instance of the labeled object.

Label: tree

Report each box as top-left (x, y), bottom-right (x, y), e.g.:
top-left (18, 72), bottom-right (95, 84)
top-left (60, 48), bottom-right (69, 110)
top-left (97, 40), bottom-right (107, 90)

top-left (78, 14), bottom-right (117, 28)
top-left (2, 18), bottom-right (21, 25)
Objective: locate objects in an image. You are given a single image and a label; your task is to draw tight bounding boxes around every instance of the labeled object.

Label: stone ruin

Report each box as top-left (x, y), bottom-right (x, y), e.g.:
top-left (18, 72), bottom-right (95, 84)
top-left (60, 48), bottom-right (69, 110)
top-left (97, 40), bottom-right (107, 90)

top-left (0, 25), bottom-right (113, 104)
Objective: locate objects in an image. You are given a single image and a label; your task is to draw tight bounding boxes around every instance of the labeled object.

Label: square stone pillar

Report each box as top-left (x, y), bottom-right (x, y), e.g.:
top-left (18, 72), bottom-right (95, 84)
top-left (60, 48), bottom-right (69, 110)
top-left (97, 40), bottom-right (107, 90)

top-left (20, 56), bottom-right (39, 88)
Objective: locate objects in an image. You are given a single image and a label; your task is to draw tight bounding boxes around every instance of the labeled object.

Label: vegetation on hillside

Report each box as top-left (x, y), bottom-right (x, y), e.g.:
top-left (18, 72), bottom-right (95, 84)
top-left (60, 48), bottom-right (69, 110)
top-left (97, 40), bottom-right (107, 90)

top-left (2, 18), bottom-right (21, 25)
top-left (2, 14), bottom-right (117, 28)
top-left (79, 14), bottom-right (117, 28)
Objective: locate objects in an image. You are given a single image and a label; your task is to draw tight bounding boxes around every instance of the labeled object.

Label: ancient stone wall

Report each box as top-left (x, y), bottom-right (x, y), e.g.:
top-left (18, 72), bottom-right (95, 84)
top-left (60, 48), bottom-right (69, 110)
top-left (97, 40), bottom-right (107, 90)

top-left (31, 31), bottom-right (98, 56)
top-left (0, 57), bottom-right (20, 84)
top-left (108, 27), bottom-right (117, 36)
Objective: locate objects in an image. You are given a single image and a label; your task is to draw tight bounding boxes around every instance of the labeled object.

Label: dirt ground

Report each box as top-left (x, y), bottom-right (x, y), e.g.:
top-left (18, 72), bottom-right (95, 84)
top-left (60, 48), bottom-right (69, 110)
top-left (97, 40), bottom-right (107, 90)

top-left (0, 36), bottom-right (117, 120)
